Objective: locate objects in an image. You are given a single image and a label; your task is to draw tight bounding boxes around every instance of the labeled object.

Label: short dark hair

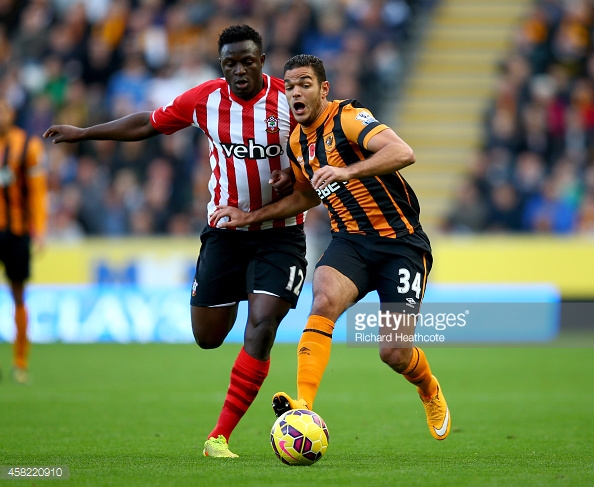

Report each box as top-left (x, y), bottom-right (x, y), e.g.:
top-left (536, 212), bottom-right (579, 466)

top-left (283, 54), bottom-right (327, 84)
top-left (218, 25), bottom-right (263, 55)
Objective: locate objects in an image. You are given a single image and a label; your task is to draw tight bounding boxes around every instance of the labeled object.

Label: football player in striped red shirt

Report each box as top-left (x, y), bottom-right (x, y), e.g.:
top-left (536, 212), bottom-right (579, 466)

top-left (44, 25), bottom-right (308, 458)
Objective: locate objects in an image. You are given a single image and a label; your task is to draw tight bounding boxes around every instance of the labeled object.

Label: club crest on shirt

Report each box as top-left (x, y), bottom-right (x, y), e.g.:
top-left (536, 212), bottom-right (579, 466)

top-left (308, 143), bottom-right (316, 161)
top-left (264, 115), bottom-right (280, 133)
top-left (355, 111), bottom-right (378, 126)
top-left (323, 133), bottom-right (335, 153)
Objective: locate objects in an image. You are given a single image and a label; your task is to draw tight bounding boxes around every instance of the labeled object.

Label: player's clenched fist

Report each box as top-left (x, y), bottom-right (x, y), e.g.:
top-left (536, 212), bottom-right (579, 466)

top-left (269, 169), bottom-right (294, 197)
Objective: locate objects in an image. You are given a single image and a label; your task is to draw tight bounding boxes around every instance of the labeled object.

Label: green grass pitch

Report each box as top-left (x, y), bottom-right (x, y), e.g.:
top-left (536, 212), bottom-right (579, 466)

top-left (1, 342), bottom-right (593, 486)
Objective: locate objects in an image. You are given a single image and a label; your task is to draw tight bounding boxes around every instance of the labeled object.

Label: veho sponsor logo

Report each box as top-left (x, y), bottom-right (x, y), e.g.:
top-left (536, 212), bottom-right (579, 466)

top-left (220, 139), bottom-right (283, 159)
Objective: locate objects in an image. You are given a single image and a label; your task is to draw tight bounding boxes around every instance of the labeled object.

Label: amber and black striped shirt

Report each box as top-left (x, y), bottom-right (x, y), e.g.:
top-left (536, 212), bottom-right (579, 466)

top-left (288, 99), bottom-right (425, 241)
top-left (0, 127), bottom-right (47, 237)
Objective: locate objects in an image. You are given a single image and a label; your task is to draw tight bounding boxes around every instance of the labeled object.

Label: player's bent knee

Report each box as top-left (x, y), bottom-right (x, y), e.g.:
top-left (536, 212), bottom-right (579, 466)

top-left (244, 317), bottom-right (280, 359)
top-left (246, 317), bottom-right (279, 342)
top-left (194, 334), bottom-right (225, 349)
top-left (190, 305), bottom-right (237, 349)
top-left (191, 324), bottom-right (225, 349)
top-left (379, 347), bottom-right (410, 372)
top-left (310, 292), bottom-right (339, 317)
top-left (250, 315), bottom-right (281, 329)
top-left (197, 340), bottom-right (223, 350)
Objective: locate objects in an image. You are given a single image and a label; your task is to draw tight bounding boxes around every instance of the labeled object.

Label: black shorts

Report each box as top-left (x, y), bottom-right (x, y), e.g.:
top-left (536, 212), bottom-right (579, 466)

top-left (0, 232), bottom-right (31, 282)
top-left (316, 232), bottom-right (432, 308)
top-left (191, 225), bottom-right (307, 308)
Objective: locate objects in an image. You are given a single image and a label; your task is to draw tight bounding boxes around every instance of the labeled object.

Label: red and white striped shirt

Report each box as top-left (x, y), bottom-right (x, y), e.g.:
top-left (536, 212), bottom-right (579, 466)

top-left (151, 74), bottom-right (304, 230)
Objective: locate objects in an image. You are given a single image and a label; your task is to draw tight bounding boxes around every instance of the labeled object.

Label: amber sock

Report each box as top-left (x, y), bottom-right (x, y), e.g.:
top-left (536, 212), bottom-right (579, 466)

top-left (402, 346), bottom-right (438, 399)
top-left (296, 315), bottom-right (335, 409)
top-left (14, 304), bottom-right (29, 370)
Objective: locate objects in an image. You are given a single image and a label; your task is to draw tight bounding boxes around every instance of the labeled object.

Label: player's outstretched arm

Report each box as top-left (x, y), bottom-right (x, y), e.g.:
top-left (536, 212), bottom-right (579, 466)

top-left (211, 189), bottom-right (320, 229)
top-left (43, 112), bottom-right (160, 144)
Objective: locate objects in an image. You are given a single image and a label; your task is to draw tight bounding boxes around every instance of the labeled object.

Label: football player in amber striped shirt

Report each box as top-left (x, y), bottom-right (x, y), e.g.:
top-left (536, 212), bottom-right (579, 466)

top-left (212, 54), bottom-right (451, 441)
top-left (0, 97), bottom-right (47, 385)
top-left (45, 25), bottom-right (308, 458)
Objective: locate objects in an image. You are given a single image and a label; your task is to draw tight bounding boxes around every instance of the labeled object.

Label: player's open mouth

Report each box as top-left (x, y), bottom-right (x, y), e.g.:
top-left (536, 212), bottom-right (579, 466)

top-left (235, 79), bottom-right (248, 89)
top-left (293, 102), bottom-right (306, 115)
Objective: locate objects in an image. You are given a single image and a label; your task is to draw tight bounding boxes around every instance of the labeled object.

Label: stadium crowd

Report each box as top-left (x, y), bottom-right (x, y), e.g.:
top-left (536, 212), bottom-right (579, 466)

top-left (0, 0), bottom-right (432, 242)
top-left (445, 0), bottom-right (594, 234)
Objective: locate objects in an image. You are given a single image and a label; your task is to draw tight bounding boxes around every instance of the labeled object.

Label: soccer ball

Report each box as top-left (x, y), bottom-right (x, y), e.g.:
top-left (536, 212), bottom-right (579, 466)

top-left (270, 409), bottom-right (329, 466)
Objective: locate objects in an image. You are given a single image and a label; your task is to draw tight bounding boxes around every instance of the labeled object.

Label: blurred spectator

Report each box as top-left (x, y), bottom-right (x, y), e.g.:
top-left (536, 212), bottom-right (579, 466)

top-left (578, 192), bottom-right (594, 232)
top-left (523, 177), bottom-right (578, 233)
top-left (141, 157), bottom-right (174, 234)
top-left (0, 0), bottom-right (435, 246)
top-left (487, 183), bottom-right (524, 232)
top-left (47, 183), bottom-right (85, 242)
top-left (74, 155), bottom-right (109, 234)
top-left (105, 51), bottom-right (151, 117)
top-left (446, 0), bottom-right (594, 235)
top-left (443, 179), bottom-right (489, 233)
top-left (513, 151), bottom-right (546, 200)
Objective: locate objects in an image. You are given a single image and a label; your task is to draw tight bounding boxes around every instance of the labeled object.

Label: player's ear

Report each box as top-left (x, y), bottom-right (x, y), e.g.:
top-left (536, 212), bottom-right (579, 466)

top-left (260, 53), bottom-right (266, 67)
top-left (321, 80), bottom-right (330, 99)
